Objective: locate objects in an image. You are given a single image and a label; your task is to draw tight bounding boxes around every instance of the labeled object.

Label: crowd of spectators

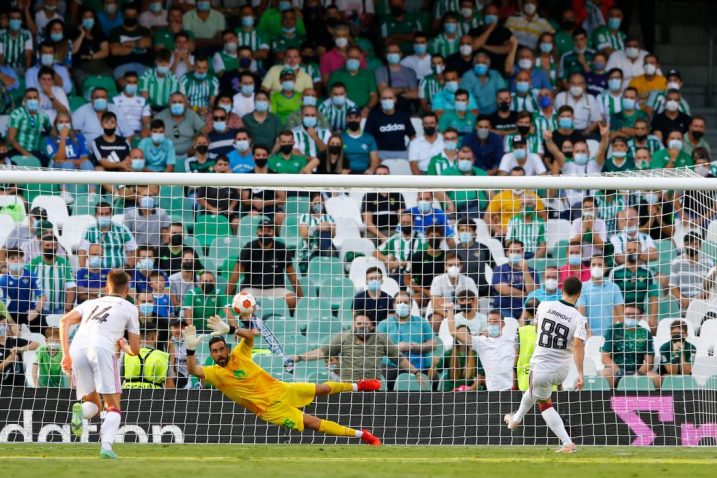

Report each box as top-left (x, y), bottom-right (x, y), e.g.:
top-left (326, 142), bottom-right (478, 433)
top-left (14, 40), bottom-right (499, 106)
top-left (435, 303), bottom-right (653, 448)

top-left (0, 0), bottom-right (715, 393)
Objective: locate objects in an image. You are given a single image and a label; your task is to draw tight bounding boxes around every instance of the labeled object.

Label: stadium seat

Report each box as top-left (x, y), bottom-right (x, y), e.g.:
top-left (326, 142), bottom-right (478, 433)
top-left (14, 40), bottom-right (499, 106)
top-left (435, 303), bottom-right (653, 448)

top-left (585, 336), bottom-right (605, 372)
top-left (306, 257), bottom-right (344, 294)
top-left (551, 239), bottom-right (569, 265)
top-left (652, 239), bottom-right (676, 276)
top-left (0, 114), bottom-right (8, 137)
top-left (707, 220), bottom-right (717, 244)
top-left (295, 297), bottom-right (332, 329)
top-left (324, 196), bottom-right (364, 228)
top-left (193, 214), bottom-right (232, 248)
top-left (692, 356), bottom-right (717, 386)
top-left (616, 375), bottom-right (656, 391)
top-left (256, 296), bottom-right (289, 319)
top-left (305, 315), bottom-right (349, 346)
top-left (481, 237), bottom-right (506, 263)
top-left (656, 318), bottom-right (696, 347)
top-left (658, 295), bottom-right (682, 322)
top-left (339, 238), bottom-right (376, 266)
top-left (68, 95), bottom-right (87, 112)
top-left (293, 361), bottom-right (330, 382)
top-left (284, 194), bottom-right (310, 216)
top-left (472, 218), bottom-right (491, 242)
top-left (238, 215), bottom-right (269, 247)
top-left (686, 299), bottom-right (717, 334)
top-left (31, 195), bottom-right (70, 227)
top-left (661, 375), bottom-right (699, 391)
top-left (206, 236), bottom-right (243, 275)
top-left (71, 192), bottom-right (103, 216)
top-left (0, 214), bottom-right (16, 248)
top-left (545, 219), bottom-right (572, 251)
top-left (318, 276), bottom-right (355, 311)
top-left (704, 376), bottom-right (717, 390)
top-left (23, 350), bottom-right (38, 388)
top-left (45, 315), bottom-right (62, 328)
top-left (380, 277), bottom-right (400, 297)
top-left (381, 158), bottom-right (412, 176)
top-left (699, 319), bottom-right (717, 350)
top-left (349, 256), bottom-right (387, 291)
top-left (81, 75), bottom-right (119, 100)
top-left (59, 214), bottom-right (97, 252)
top-left (279, 215), bottom-right (302, 250)
top-left (253, 354), bottom-right (293, 381)
top-left (701, 241), bottom-right (717, 264)
top-left (394, 373), bottom-right (431, 391)
top-left (12, 155), bottom-right (41, 168)
top-left (333, 217), bottom-right (362, 248)
top-left (0, 194), bottom-right (26, 213)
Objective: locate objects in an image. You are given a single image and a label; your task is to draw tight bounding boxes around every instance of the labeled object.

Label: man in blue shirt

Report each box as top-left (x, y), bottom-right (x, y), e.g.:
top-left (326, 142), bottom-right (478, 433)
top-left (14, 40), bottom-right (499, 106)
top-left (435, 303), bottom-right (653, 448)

top-left (129, 246), bottom-right (167, 296)
top-left (577, 255), bottom-right (624, 337)
top-left (491, 240), bottom-right (539, 319)
top-left (227, 128), bottom-right (254, 173)
top-left (409, 191), bottom-right (454, 243)
top-left (524, 265), bottom-right (561, 305)
top-left (75, 243), bottom-right (110, 303)
top-left (459, 51), bottom-right (506, 115)
top-left (460, 115), bottom-right (504, 174)
top-left (352, 267), bottom-right (393, 324)
top-left (341, 107), bottom-right (380, 174)
top-left (138, 119), bottom-right (176, 172)
top-left (207, 106), bottom-right (238, 159)
top-left (0, 248), bottom-right (46, 332)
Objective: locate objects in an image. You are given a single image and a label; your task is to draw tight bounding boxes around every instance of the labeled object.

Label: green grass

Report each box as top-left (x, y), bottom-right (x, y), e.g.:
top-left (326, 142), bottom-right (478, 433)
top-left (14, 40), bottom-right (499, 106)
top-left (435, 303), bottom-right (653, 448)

top-left (1, 444), bottom-right (716, 478)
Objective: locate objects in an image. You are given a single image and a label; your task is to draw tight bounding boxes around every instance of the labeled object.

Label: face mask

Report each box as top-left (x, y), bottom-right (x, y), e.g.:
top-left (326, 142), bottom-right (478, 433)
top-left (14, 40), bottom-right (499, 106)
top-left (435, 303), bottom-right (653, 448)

top-left (400, 225), bottom-right (412, 235)
top-left (328, 93), bottom-right (347, 107)
top-left (221, 42), bottom-right (238, 55)
top-left (568, 254), bottom-right (582, 266)
top-left (105, 4), bottom-right (117, 14)
top-left (201, 283), bottom-right (216, 294)
top-left (458, 159), bottom-right (473, 172)
top-left (455, 100), bottom-right (468, 112)
top-left (644, 64), bottom-right (657, 76)
top-left (591, 266), bottom-right (603, 279)
top-left (279, 144), bottom-right (293, 155)
top-left (50, 32), bottom-right (63, 42)
top-left (417, 200), bottom-right (432, 214)
top-left (132, 159), bottom-right (145, 171)
top-left (459, 44), bottom-right (473, 57)
top-left (311, 202), bottom-right (323, 214)
top-left (138, 257), bottom-right (154, 270)
top-left (170, 234), bottom-right (183, 247)
top-left (182, 261), bottom-right (195, 271)
top-left (695, 164), bottom-right (710, 177)
top-left (684, 247), bottom-right (699, 258)
top-left (692, 130), bottom-right (704, 140)
top-left (623, 318), bottom-right (638, 328)
top-left (524, 2), bottom-right (536, 15)
top-left (518, 59), bottom-right (533, 70)
top-left (386, 53), bottom-right (401, 65)
top-left (517, 125), bottom-right (530, 136)
top-left (544, 278), bottom-right (558, 292)
top-left (171, 103), bottom-right (185, 116)
top-left (282, 80), bottom-right (295, 91)
top-left (669, 139), bottom-right (683, 150)
top-left (354, 326), bottom-right (372, 338)
top-left (488, 324), bottom-right (501, 338)
top-left (458, 231), bottom-right (473, 244)
top-left (254, 158), bottom-right (268, 168)
top-left (428, 237), bottom-right (441, 250)
top-left (508, 253), bottom-right (522, 265)
top-left (569, 85), bottom-right (583, 97)
top-left (194, 71), bottom-right (208, 80)
top-left (234, 140), bottom-right (250, 152)
top-left (40, 53), bottom-right (55, 67)
top-left (484, 14), bottom-right (498, 25)
top-left (122, 82), bottom-right (139, 96)
top-left (0, 324), bottom-right (7, 336)
top-left (218, 104), bottom-right (232, 114)
top-left (139, 303), bottom-right (154, 315)
top-left (444, 81), bottom-right (459, 94)
top-left (195, 145), bottom-right (209, 155)
top-left (539, 42), bottom-right (553, 53)
top-left (558, 117), bottom-right (573, 129)
top-left (197, 1), bottom-right (211, 11)
top-left (103, 126), bottom-right (116, 137)
top-left (593, 61), bottom-right (606, 71)
top-left (473, 63), bottom-right (488, 76)
top-left (612, 150), bottom-right (627, 159)
top-left (635, 133), bottom-right (647, 142)
top-left (9, 19), bottom-right (22, 31)
top-left (151, 132), bottom-right (164, 144)
top-left (381, 99), bottom-right (395, 111)
top-left (82, 18), bottom-right (95, 30)
top-left (139, 196), bottom-right (155, 209)
top-left (93, 98), bottom-right (107, 112)
top-left (573, 152), bottom-right (589, 165)
top-left (279, 1), bottom-right (292, 11)
top-left (346, 59), bottom-right (360, 71)
top-left (447, 265), bottom-right (461, 278)
top-left (97, 216), bottom-right (112, 229)
top-left (395, 302), bottom-right (410, 318)
top-left (513, 149), bottom-right (527, 160)
top-left (26, 99), bottom-right (39, 112)
top-left (255, 100), bottom-right (269, 112)
top-left (666, 100), bottom-right (680, 112)
top-left (625, 47), bottom-right (639, 59)
top-left (415, 43), bottom-right (428, 56)
top-left (282, 27), bottom-right (296, 34)
top-left (8, 262), bottom-right (24, 274)
top-left (367, 279), bottom-right (382, 292)
top-left (443, 22), bottom-right (458, 36)
top-left (424, 126), bottom-right (437, 137)
top-left (608, 17), bottom-right (622, 30)
top-left (515, 81), bottom-right (530, 94)
top-left (42, 248), bottom-right (55, 260)
top-left (240, 15), bottom-right (255, 28)
top-left (667, 81), bottom-right (681, 91)
top-left (328, 145), bottom-right (342, 155)
top-left (608, 78), bottom-right (622, 91)
top-left (57, 122), bottom-right (71, 132)
top-left (477, 127), bottom-right (490, 140)
top-left (303, 116), bottom-right (317, 129)
top-left (626, 253), bottom-right (638, 264)
top-left (150, 2), bottom-right (163, 13)
top-left (347, 120), bottom-right (361, 132)
top-left (622, 98), bottom-right (636, 110)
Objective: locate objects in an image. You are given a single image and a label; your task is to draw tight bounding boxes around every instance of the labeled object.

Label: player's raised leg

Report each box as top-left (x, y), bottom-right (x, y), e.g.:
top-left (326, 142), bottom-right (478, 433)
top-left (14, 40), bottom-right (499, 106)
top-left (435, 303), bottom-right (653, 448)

top-left (314, 379), bottom-right (382, 395)
top-left (71, 392), bottom-right (101, 438)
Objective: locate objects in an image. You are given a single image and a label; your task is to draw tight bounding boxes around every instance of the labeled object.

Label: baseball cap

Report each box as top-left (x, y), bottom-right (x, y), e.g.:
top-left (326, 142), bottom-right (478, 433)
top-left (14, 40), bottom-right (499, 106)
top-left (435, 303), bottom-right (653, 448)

top-left (512, 135), bottom-right (527, 146)
top-left (347, 106), bottom-right (360, 116)
top-left (170, 318), bottom-right (185, 327)
top-left (280, 67), bottom-right (296, 78)
top-left (30, 206), bottom-right (47, 219)
top-left (258, 218), bottom-right (275, 228)
top-left (666, 69), bottom-right (681, 80)
top-left (34, 220), bottom-right (53, 237)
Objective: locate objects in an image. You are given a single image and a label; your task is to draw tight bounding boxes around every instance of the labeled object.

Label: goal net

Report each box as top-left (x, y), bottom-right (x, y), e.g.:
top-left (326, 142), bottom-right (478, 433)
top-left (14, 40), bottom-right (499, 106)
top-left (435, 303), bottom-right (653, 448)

top-left (1, 167), bottom-right (716, 446)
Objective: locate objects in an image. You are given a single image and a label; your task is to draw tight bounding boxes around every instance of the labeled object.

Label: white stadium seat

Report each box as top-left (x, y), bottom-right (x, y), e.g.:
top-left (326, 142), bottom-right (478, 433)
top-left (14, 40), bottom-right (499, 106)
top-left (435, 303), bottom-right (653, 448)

top-left (31, 195), bottom-right (69, 227)
top-left (339, 238), bottom-right (376, 265)
top-left (545, 219), bottom-right (572, 250)
top-left (349, 256), bottom-right (387, 291)
top-left (0, 214), bottom-right (16, 248)
top-left (585, 335), bottom-right (605, 372)
top-left (325, 195), bottom-right (364, 227)
top-left (60, 214), bottom-right (97, 252)
top-left (692, 356), bottom-right (717, 386)
top-left (685, 299), bottom-right (716, 334)
top-left (332, 217), bottom-right (362, 248)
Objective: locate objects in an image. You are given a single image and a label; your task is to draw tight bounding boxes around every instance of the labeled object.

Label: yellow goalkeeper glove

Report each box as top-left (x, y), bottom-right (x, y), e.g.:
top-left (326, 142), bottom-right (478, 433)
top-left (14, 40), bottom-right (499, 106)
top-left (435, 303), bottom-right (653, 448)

top-left (208, 315), bottom-right (231, 336)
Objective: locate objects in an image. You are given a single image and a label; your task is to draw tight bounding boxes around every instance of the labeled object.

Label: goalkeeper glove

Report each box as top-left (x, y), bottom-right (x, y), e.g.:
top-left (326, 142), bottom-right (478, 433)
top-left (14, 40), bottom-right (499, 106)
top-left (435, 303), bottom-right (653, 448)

top-left (208, 315), bottom-right (231, 336)
top-left (184, 325), bottom-right (203, 351)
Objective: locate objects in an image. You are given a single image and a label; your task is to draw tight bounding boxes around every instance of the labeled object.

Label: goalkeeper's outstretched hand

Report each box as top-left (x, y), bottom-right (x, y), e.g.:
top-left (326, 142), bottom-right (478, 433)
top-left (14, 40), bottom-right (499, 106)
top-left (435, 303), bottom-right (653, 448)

top-left (208, 315), bottom-right (231, 336)
top-left (184, 325), bottom-right (203, 351)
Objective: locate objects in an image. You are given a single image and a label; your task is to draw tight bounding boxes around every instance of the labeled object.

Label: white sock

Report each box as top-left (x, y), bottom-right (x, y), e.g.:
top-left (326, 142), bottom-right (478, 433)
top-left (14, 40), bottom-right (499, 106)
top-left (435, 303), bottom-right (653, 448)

top-left (352, 384), bottom-right (358, 392)
top-left (101, 410), bottom-right (122, 451)
top-left (541, 406), bottom-right (572, 445)
top-left (82, 402), bottom-right (99, 420)
top-left (512, 392), bottom-right (537, 423)
top-left (354, 430), bottom-right (363, 438)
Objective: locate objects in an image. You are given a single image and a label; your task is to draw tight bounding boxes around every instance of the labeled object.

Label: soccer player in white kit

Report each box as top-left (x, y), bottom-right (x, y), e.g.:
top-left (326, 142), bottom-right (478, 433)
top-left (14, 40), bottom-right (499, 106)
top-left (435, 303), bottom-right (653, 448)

top-left (504, 276), bottom-right (587, 453)
top-left (59, 270), bottom-right (140, 459)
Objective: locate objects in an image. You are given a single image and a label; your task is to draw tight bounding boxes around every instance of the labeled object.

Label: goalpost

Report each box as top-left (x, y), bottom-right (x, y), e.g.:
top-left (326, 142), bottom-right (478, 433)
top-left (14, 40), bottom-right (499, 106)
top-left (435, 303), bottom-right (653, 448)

top-left (0, 167), bottom-right (716, 446)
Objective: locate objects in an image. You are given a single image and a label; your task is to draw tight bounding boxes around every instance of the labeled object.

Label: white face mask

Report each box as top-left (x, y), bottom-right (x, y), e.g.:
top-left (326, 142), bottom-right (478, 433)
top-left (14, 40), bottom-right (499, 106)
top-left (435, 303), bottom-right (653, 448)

top-left (591, 266), bottom-right (604, 279)
top-left (644, 64), bottom-right (657, 76)
top-left (544, 278), bottom-right (558, 292)
top-left (447, 265), bottom-right (461, 278)
top-left (569, 85), bottom-right (583, 97)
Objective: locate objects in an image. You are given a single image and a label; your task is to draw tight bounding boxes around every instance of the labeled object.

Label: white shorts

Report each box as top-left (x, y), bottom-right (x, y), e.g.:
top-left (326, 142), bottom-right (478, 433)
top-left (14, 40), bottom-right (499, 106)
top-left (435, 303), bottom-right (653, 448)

top-left (71, 346), bottom-right (121, 399)
top-left (529, 368), bottom-right (569, 401)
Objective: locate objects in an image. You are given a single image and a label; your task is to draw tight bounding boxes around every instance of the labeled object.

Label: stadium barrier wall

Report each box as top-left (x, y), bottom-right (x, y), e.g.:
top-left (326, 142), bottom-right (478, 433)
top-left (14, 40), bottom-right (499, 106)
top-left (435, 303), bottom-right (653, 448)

top-left (1, 388), bottom-right (715, 446)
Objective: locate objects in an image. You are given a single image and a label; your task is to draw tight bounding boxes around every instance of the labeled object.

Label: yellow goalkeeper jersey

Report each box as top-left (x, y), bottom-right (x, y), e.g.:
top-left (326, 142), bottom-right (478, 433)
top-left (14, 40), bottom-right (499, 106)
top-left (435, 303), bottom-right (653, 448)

top-left (202, 339), bottom-right (288, 415)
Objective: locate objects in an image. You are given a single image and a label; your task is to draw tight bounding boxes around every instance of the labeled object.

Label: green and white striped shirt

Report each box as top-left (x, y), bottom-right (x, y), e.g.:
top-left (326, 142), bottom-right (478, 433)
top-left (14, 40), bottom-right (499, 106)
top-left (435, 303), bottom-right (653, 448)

top-left (418, 74), bottom-right (442, 100)
top-left (212, 51), bottom-right (239, 74)
top-left (139, 69), bottom-right (181, 110)
top-left (506, 213), bottom-right (546, 254)
top-left (591, 27), bottom-right (626, 51)
top-left (29, 256), bottom-right (75, 314)
top-left (429, 34), bottom-right (461, 58)
top-left (627, 135), bottom-right (663, 159)
top-left (180, 72), bottom-right (219, 109)
top-left (80, 223), bottom-right (138, 269)
top-left (599, 91), bottom-right (623, 117)
top-left (510, 91), bottom-right (539, 113)
top-left (459, 15), bottom-right (482, 36)
top-left (318, 97), bottom-right (357, 132)
top-left (595, 192), bottom-right (626, 234)
top-left (7, 106), bottom-right (51, 152)
top-left (433, 0), bottom-right (462, 18)
top-left (291, 126), bottom-right (332, 158)
top-left (531, 110), bottom-right (558, 141)
top-left (378, 232), bottom-right (427, 263)
top-left (235, 28), bottom-right (269, 52)
top-left (504, 132), bottom-right (544, 155)
top-left (301, 63), bottom-right (321, 85)
top-left (648, 91), bottom-right (691, 115)
top-left (298, 212), bottom-right (334, 261)
top-left (0, 29), bottom-right (32, 70)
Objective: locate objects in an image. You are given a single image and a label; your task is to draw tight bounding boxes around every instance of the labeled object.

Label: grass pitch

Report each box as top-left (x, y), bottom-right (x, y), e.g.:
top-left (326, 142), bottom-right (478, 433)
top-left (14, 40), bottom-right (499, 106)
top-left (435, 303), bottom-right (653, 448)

top-left (1, 444), bottom-right (715, 478)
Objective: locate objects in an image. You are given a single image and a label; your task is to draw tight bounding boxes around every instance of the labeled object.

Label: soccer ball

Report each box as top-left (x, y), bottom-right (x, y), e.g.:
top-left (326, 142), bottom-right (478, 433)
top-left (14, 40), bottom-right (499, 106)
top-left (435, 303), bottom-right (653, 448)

top-left (232, 291), bottom-right (256, 315)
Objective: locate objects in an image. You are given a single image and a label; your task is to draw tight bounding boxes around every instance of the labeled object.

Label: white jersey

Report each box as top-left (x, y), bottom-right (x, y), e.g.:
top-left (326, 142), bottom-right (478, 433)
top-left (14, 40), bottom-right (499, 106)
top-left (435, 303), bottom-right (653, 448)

top-left (530, 300), bottom-right (587, 374)
top-left (69, 296), bottom-right (140, 353)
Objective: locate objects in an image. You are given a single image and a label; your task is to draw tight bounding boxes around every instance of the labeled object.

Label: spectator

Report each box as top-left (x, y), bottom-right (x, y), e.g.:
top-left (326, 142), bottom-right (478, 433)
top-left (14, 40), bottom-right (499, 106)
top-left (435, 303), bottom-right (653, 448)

top-left (651, 129), bottom-right (693, 169)
top-left (75, 243), bottom-right (110, 302)
top-left (535, 34), bottom-right (559, 90)
top-left (558, 28), bottom-right (595, 84)
top-left (506, 193), bottom-right (547, 259)
top-left (444, 35), bottom-right (474, 76)
top-left (469, 3), bottom-right (514, 73)
top-left (32, 326), bottom-right (67, 388)
top-left (651, 89), bottom-right (692, 142)
top-left (660, 321), bottom-right (696, 376)
top-left (241, 148), bottom-right (287, 224)
top-left (610, 240), bottom-right (660, 331)
top-left (138, 119), bottom-right (176, 172)
top-left (488, 88), bottom-right (517, 136)
top-left (185, 132), bottom-right (215, 174)
top-left (90, 112), bottom-right (132, 173)
top-left (25, 42), bottom-right (71, 95)
top-left (409, 113), bottom-right (444, 175)
top-left (261, 48), bottom-right (312, 94)
top-left (403, 31), bottom-right (432, 81)
top-left (438, 89), bottom-right (478, 137)
top-left (577, 255), bottom-right (624, 337)
top-left (627, 118), bottom-right (663, 159)
top-left (610, 207), bottom-right (658, 265)
top-left (669, 232), bottom-right (712, 311)
top-left (585, 52), bottom-right (609, 97)
top-left (559, 241), bottom-right (591, 287)
top-left (328, 45), bottom-right (378, 112)
top-left (606, 36), bottom-right (648, 84)
top-left (19, 220), bottom-right (66, 263)
top-left (211, 93), bottom-right (243, 131)
top-left (6, 89), bottom-right (52, 161)
top-left (124, 187), bottom-right (171, 248)
top-left (454, 218), bottom-right (492, 296)
top-left (108, 4), bottom-right (152, 79)
top-left (320, 23), bottom-right (358, 83)
top-left (231, 72), bottom-right (257, 119)
top-left (570, 196), bottom-right (608, 261)
top-left (157, 223), bottom-right (188, 276)
top-left (212, 30), bottom-right (240, 76)
top-left (683, 116), bottom-right (710, 157)
top-left (459, 51), bottom-right (505, 115)
top-left (98, 0), bottom-right (124, 42)
top-left (285, 88), bottom-right (330, 131)
top-left (504, 0), bottom-right (554, 50)
top-left (380, 0), bottom-right (423, 54)
top-left (0, 8), bottom-right (33, 74)
top-left (610, 88), bottom-right (649, 139)
top-left (168, 32), bottom-right (195, 81)
top-left (183, 271), bottom-right (235, 334)
top-left (29, 231), bottom-right (75, 316)
top-left (316, 134), bottom-right (350, 175)
top-left (437, 287), bottom-right (488, 354)
top-left (499, 134), bottom-right (546, 176)
top-left (169, 248), bottom-right (198, 310)
top-left (182, 0), bottom-right (225, 45)
top-left (554, 73), bottom-right (600, 135)
top-left (485, 182), bottom-right (545, 238)
top-left (113, 71), bottom-right (151, 137)
top-left (648, 69), bottom-right (690, 116)
top-left (407, 226), bottom-right (446, 308)
top-left (342, 107), bottom-right (380, 174)
top-left (409, 191), bottom-right (455, 240)
top-left (353, 267), bottom-right (394, 324)
top-left (195, 155), bottom-right (241, 232)
top-left (206, 106), bottom-right (239, 158)
top-left (429, 15), bottom-right (460, 60)
top-left (122, 324), bottom-right (170, 389)
top-left (364, 87), bottom-right (416, 163)
top-left (167, 319), bottom-right (189, 388)
top-left (377, 291), bottom-right (437, 377)
top-left (429, 253), bottom-right (479, 331)
top-left (139, 1), bottom-right (168, 30)
top-left (460, 115), bottom-right (504, 174)
top-left (227, 218), bottom-right (302, 310)
top-left (491, 240), bottom-right (539, 319)
top-left (0, 313), bottom-right (40, 387)
top-left (148, 271), bottom-right (174, 330)
top-left (291, 105), bottom-right (331, 159)
top-left (375, 209), bottom-right (426, 283)
top-left (129, 245), bottom-right (165, 296)
top-left (595, 189), bottom-right (628, 236)
top-left (71, 11), bottom-right (110, 87)
top-left (270, 68), bottom-right (303, 126)
top-left (601, 305), bottom-right (659, 388)
top-left (298, 193), bottom-right (336, 264)
top-left (431, 321), bottom-right (480, 391)
top-left (227, 129), bottom-right (255, 173)
top-left (507, 48), bottom-right (551, 94)
top-left (43, 112), bottom-right (93, 203)
top-left (318, 82), bottom-right (357, 132)
top-left (449, 308), bottom-right (516, 391)
top-left (591, 5), bottom-right (627, 54)
top-left (180, 55), bottom-right (219, 115)
top-left (269, 8), bottom-right (306, 58)
top-left (629, 54), bottom-right (666, 109)
top-left (295, 312), bottom-right (423, 385)
top-left (525, 265), bottom-right (562, 304)
top-left (242, 91), bottom-right (282, 150)
top-left (268, 130), bottom-right (314, 174)
top-left (154, 91), bottom-right (205, 157)
top-left (548, 128), bottom-right (608, 195)
top-left (72, 87), bottom-right (133, 144)
top-left (0, 248), bottom-right (46, 332)
top-left (139, 48), bottom-right (179, 111)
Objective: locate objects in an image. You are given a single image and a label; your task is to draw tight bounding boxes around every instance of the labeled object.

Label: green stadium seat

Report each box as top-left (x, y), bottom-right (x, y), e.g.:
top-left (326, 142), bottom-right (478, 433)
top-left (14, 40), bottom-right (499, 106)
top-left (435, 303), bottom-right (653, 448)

top-left (295, 297), bottom-right (332, 329)
top-left (238, 214), bottom-right (269, 247)
top-left (207, 236), bottom-right (244, 275)
top-left (305, 315), bottom-right (349, 346)
top-left (653, 239), bottom-right (676, 275)
top-left (307, 370), bottom-right (330, 382)
top-left (701, 241), bottom-right (717, 264)
top-left (394, 373), bottom-right (431, 391)
top-left (551, 239), bottom-right (569, 265)
top-left (20, 183), bottom-right (60, 204)
top-left (279, 214), bottom-right (303, 250)
top-left (11, 155), bottom-right (41, 168)
top-left (306, 257), bottom-right (344, 295)
top-left (253, 354), bottom-right (293, 381)
top-left (68, 95), bottom-right (87, 112)
top-left (617, 375), bottom-right (656, 391)
top-left (293, 361), bottom-right (330, 382)
top-left (81, 74), bottom-right (119, 100)
top-left (284, 195), bottom-right (310, 216)
top-left (704, 376), bottom-right (717, 390)
top-left (194, 214), bottom-right (232, 248)
top-left (658, 295), bottom-right (682, 321)
top-left (582, 376), bottom-right (611, 391)
top-left (661, 375), bottom-right (698, 391)
top-left (318, 276), bottom-right (355, 312)
top-left (256, 296), bottom-right (290, 319)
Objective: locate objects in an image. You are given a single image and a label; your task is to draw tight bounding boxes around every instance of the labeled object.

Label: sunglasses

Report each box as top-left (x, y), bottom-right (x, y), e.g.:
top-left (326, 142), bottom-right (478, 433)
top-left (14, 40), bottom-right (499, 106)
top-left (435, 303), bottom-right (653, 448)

top-left (213, 116), bottom-right (226, 121)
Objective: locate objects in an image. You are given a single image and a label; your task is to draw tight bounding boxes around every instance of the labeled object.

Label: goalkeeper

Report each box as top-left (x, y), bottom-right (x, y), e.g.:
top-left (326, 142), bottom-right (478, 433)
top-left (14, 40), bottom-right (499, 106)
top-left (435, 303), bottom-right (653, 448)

top-left (184, 308), bottom-right (383, 446)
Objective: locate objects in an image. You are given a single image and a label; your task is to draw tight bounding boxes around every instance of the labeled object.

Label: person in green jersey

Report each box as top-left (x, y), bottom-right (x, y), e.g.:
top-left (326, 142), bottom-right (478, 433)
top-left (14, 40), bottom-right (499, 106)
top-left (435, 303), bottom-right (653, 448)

top-left (182, 270), bottom-right (237, 333)
top-left (610, 87), bottom-right (648, 138)
top-left (602, 136), bottom-right (635, 172)
top-left (626, 118), bottom-right (663, 159)
top-left (271, 9), bottom-right (306, 60)
top-left (33, 326), bottom-right (68, 388)
top-left (327, 45), bottom-right (378, 112)
top-left (235, 4), bottom-right (269, 62)
top-left (7, 88), bottom-right (51, 159)
top-left (659, 321), bottom-right (696, 376)
top-left (651, 130), bottom-right (693, 169)
top-left (601, 304), bottom-right (660, 389)
top-left (591, 6), bottom-right (627, 55)
top-left (609, 239), bottom-right (660, 330)
top-left (268, 130), bottom-right (315, 174)
top-left (30, 232), bottom-right (76, 316)
top-left (184, 132), bottom-right (215, 173)
top-left (270, 68), bottom-right (302, 126)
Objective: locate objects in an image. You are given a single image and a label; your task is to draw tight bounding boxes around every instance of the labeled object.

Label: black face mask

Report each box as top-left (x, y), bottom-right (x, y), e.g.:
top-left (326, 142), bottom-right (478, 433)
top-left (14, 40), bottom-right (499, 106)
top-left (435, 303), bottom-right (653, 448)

top-left (626, 253), bottom-right (638, 264)
top-left (255, 158), bottom-right (268, 168)
top-left (429, 238), bottom-right (441, 250)
top-left (0, 152), bottom-right (8, 160)
top-left (400, 225), bottom-right (412, 235)
top-left (635, 134), bottom-right (647, 142)
top-left (124, 17), bottom-right (138, 27)
top-left (279, 144), bottom-right (293, 155)
top-left (692, 131), bottom-right (704, 140)
top-left (181, 261), bottom-right (195, 271)
top-left (202, 283), bottom-right (215, 294)
top-left (563, 151), bottom-right (573, 159)
top-left (103, 127), bottom-right (116, 136)
top-left (561, 20), bottom-right (575, 30)
top-left (672, 333), bottom-right (684, 342)
top-left (390, 6), bottom-right (404, 17)
top-left (347, 120), bottom-right (361, 132)
top-left (239, 57), bottom-right (252, 69)
top-left (325, 17), bottom-right (339, 27)
top-left (302, 55), bottom-right (319, 65)
top-left (195, 145), bottom-right (208, 155)
top-left (42, 249), bottom-right (55, 260)
top-left (684, 247), bottom-right (699, 257)
top-left (258, 234), bottom-right (274, 246)
top-left (423, 126), bottom-right (436, 136)
top-left (498, 102), bottom-right (510, 112)
top-left (517, 125), bottom-right (530, 136)
top-left (171, 234), bottom-right (183, 247)
top-left (458, 302), bottom-right (473, 312)
top-left (328, 145), bottom-right (342, 155)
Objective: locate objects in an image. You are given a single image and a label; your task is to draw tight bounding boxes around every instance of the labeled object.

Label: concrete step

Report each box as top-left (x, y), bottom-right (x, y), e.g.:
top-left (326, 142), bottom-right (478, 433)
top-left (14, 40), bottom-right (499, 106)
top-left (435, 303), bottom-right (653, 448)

top-left (660, 66), bottom-right (717, 87)
top-left (654, 24), bottom-right (715, 45)
top-left (654, 4), bottom-right (717, 25)
top-left (690, 107), bottom-right (717, 125)
top-left (654, 43), bottom-right (717, 66)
